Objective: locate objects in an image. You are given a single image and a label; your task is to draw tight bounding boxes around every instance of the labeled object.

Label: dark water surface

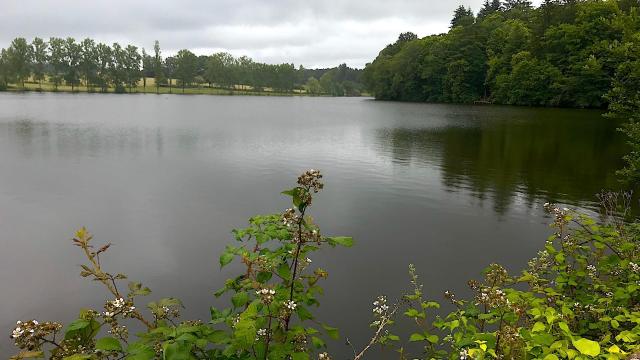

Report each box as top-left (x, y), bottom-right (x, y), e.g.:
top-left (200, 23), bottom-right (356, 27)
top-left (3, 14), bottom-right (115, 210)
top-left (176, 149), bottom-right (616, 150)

top-left (0, 93), bottom-right (627, 356)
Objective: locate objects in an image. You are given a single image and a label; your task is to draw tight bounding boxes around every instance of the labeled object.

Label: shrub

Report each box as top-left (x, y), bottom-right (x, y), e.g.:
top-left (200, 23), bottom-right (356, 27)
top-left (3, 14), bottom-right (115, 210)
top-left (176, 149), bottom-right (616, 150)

top-left (8, 173), bottom-right (640, 359)
top-left (363, 193), bottom-right (640, 359)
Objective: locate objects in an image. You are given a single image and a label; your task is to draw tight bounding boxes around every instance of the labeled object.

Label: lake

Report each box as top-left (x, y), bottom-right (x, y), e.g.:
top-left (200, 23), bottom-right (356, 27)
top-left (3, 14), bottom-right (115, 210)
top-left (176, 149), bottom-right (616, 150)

top-left (0, 93), bottom-right (627, 356)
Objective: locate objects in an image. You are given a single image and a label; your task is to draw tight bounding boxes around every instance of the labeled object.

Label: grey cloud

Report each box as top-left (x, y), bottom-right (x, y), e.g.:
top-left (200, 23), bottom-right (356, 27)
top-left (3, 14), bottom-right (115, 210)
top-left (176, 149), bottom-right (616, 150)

top-left (0, 0), bottom-right (542, 68)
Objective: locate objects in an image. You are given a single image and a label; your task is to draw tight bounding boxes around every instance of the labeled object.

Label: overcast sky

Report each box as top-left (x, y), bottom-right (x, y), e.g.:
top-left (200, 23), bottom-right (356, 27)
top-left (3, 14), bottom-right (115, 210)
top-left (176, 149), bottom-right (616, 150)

top-left (0, 0), bottom-right (542, 69)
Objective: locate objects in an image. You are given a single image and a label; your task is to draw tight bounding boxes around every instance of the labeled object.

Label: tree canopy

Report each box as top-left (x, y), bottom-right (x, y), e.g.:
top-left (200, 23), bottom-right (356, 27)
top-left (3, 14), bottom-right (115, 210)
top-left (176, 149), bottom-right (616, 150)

top-left (0, 38), bottom-right (365, 96)
top-left (363, 0), bottom-right (640, 108)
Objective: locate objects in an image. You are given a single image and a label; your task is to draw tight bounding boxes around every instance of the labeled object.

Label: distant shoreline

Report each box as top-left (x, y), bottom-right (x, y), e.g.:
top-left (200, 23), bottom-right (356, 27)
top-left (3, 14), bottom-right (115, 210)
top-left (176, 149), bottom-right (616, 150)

top-left (0, 82), bottom-right (359, 98)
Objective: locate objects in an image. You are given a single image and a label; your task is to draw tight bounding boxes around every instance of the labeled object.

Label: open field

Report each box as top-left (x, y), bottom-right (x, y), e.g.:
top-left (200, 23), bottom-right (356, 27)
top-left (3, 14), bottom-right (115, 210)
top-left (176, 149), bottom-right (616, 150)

top-left (2, 80), bottom-right (322, 97)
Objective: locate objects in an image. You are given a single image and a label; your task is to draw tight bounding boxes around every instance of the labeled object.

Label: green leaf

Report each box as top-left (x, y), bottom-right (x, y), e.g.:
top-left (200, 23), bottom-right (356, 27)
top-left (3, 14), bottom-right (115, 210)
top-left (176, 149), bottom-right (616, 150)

top-left (62, 355), bottom-right (91, 360)
top-left (409, 333), bottom-right (426, 342)
top-left (292, 353), bottom-right (309, 360)
top-left (322, 324), bottom-right (339, 340)
top-left (162, 341), bottom-right (192, 360)
top-left (311, 336), bottom-right (325, 348)
top-left (543, 354), bottom-right (559, 360)
top-left (96, 337), bottom-right (122, 352)
top-left (277, 263), bottom-right (291, 281)
top-left (234, 301), bottom-right (259, 347)
top-left (558, 322), bottom-right (570, 333)
top-left (532, 321), bottom-right (546, 332)
top-left (572, 338), bottom-right (600, 357)
top-left (327, 236), bottom-right (354, 247)
top-left (219, 249), bottom-right (235, 268)
top-left (125, 343), bottom-right (155, 360)
top-left (10, 351), bottom-right (44, 359)
top-left (296, 305), bottom-right (314, 321)
top-left (231, 292), bottom-right (249, 308)
top-left (207, 329), bottom-right (229, 344)
top-left (256, 271), bottom-right (272, 283)
top-left (426, 334), bottom-right (439, 344)
top-left (611, 319), bottom-right (620, 329)
top-left (128, 282), bottom-right (151, 297)
top-left (66, 319), bottom-right (90, 331)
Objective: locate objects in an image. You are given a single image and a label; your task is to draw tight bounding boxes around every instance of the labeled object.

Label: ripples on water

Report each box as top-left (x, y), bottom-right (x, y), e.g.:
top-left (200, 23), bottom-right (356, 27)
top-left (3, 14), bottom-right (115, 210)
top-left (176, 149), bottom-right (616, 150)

top-left (0, 93), bottom-right (627, 356)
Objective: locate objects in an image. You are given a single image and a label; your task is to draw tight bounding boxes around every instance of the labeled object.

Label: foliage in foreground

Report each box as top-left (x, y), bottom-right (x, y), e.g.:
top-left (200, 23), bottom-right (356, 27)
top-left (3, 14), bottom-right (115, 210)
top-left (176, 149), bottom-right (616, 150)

top-left (8, 172), bottom-right (640, 359)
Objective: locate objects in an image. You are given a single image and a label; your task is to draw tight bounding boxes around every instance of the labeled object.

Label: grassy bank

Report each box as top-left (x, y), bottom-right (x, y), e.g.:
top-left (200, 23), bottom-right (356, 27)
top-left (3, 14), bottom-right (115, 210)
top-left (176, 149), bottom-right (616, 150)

top-left (2, 81), bottom-right (328, 97)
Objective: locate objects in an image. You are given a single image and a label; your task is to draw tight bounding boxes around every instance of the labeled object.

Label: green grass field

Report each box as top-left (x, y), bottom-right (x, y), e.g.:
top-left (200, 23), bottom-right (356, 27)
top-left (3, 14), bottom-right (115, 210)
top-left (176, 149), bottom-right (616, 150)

top-left (2, 77), bottom-right (322, 97)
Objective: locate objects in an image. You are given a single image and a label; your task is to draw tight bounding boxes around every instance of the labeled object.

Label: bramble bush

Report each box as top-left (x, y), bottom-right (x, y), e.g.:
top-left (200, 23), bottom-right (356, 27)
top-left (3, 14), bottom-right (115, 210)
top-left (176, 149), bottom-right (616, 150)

top-left (8, 171), bottom-right (640, 359)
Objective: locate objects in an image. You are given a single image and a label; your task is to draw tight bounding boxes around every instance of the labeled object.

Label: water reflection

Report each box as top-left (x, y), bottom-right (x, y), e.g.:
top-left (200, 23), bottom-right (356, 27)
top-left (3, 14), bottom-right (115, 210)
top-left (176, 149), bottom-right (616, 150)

top-left (374, 108), bottom-right (627, 214)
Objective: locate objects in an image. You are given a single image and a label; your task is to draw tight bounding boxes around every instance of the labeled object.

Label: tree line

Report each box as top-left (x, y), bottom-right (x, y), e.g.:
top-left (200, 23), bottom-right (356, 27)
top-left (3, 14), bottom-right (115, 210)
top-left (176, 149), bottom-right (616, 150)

top-left (0, 38), bottom-right (364, 95)
top-left (363, 0), bottom-right (640, 107)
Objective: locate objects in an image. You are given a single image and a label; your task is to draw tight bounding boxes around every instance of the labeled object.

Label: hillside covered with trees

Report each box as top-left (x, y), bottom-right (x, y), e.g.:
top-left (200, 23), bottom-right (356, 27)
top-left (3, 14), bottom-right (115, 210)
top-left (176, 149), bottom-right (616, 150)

top-left (0, 38), bottom-right (364, 96)
top-left (363, 0), bottom-right (640, 107)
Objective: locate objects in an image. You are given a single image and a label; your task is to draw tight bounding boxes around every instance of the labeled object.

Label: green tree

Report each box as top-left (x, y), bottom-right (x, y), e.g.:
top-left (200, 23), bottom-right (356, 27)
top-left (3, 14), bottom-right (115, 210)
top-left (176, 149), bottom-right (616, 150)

top-left (164, 56), bottom-right (177, 93)
top-left (607, 40), bottom-right (640, 184)
top-left (110, 43), bottom-right (127, 93)
top-left (141, 48), bottom-right (152, 92)
top-left (153, 41), bottom-right (164, 94)
top-left (477, 0), bottom-right (502, 18)
top-left (95, 43), bottom-right (112, 92)
top-left (174, 49), bottom-right (197, 93)
top-left (6, 37), bottom-right (32, 88)
top-left (494, 51), bottom-right (563, 106)
top-left (124, 45), bottom-right (141, 92)
top-left (0, 49), bottom-right (13, 89)
top-left (48, 37), bottom-right (66, 90)
top-left (451, 5), bottom-right (475, 28)
top-left (31, 37), bottom-right (48, 89)
top-left (63, 38), bottom-right (82, 91)
top-left (304, 76), bottom-right (322, 95)
top-left (80, 38), bottom-right (98, 90)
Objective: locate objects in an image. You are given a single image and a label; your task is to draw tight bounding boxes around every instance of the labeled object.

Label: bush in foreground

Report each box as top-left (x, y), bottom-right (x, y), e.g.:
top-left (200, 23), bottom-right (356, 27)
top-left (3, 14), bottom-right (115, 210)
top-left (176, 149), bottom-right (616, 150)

top-left (8, 172), bottom-right (640, 359)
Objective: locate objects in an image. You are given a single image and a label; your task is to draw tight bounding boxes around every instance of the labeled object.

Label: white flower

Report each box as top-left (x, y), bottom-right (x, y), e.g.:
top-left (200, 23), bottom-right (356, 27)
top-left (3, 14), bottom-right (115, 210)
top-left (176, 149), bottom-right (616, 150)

top-left (257, 328), bottom-right (267, 336)
top-left (319, 353), bottom-right (330, 360)
top-left (460, 349), bottom-right (468, 360)
top-left (112, 298), bottom-right (125, 308)
top-left (285, 300), bottom-right (297, 310)
top-left (306, 258), bottom-right (312, 263)
top-left (630, 262), bottom-right (640, 273)
top-left (11, 327), bottom-right (24, 339)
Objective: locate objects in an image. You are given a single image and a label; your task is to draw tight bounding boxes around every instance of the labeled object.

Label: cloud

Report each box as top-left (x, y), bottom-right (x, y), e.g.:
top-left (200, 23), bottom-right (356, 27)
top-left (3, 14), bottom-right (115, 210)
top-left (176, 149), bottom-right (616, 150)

top-left (0, 0), bottom-right (542, 68)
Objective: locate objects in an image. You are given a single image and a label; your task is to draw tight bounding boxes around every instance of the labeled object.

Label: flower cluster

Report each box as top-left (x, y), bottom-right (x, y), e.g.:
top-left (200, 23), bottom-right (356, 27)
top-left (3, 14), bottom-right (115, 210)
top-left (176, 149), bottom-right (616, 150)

top-left (527, 249), bottom-right (551, 274)
top-left (10, 320), bottom-right (63, 351)
top-left (282, 208), bottom-right (298, 227)
top-left (372, 296), bottom-right (389, 316)
top-left (297, 169), bottom-right (324, 193)
top-left (256, 288), bottom-right (276, 304)
top-left (544, 202), bottom-right (571, 225)
top-left (256, 328), bottom-right (269, 341)
top-left (473, 286), bottom-right (509, 308)
top-left (484, 263), bottom-right (510, 286)
top-left (318, 352), bottom-right (332, 359)
top-left (459, 349), bottom-right (469, 360)
top-left (103, 297), bottom-right (136, 320)
top-left (630, 262), bottom-right (640, 273)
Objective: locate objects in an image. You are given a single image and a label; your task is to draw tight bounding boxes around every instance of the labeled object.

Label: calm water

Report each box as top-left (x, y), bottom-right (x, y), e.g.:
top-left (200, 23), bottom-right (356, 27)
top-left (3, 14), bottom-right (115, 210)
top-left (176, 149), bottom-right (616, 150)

top-left (0, 93), bottom-right (627, 356)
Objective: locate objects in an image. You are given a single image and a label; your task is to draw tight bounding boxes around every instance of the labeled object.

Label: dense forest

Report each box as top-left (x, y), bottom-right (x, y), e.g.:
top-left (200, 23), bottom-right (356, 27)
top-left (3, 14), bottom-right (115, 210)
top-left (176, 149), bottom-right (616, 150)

top-left (363, 0), bottom-right (640, 107)
top-left (0, 38), bottom-right (364, 95)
